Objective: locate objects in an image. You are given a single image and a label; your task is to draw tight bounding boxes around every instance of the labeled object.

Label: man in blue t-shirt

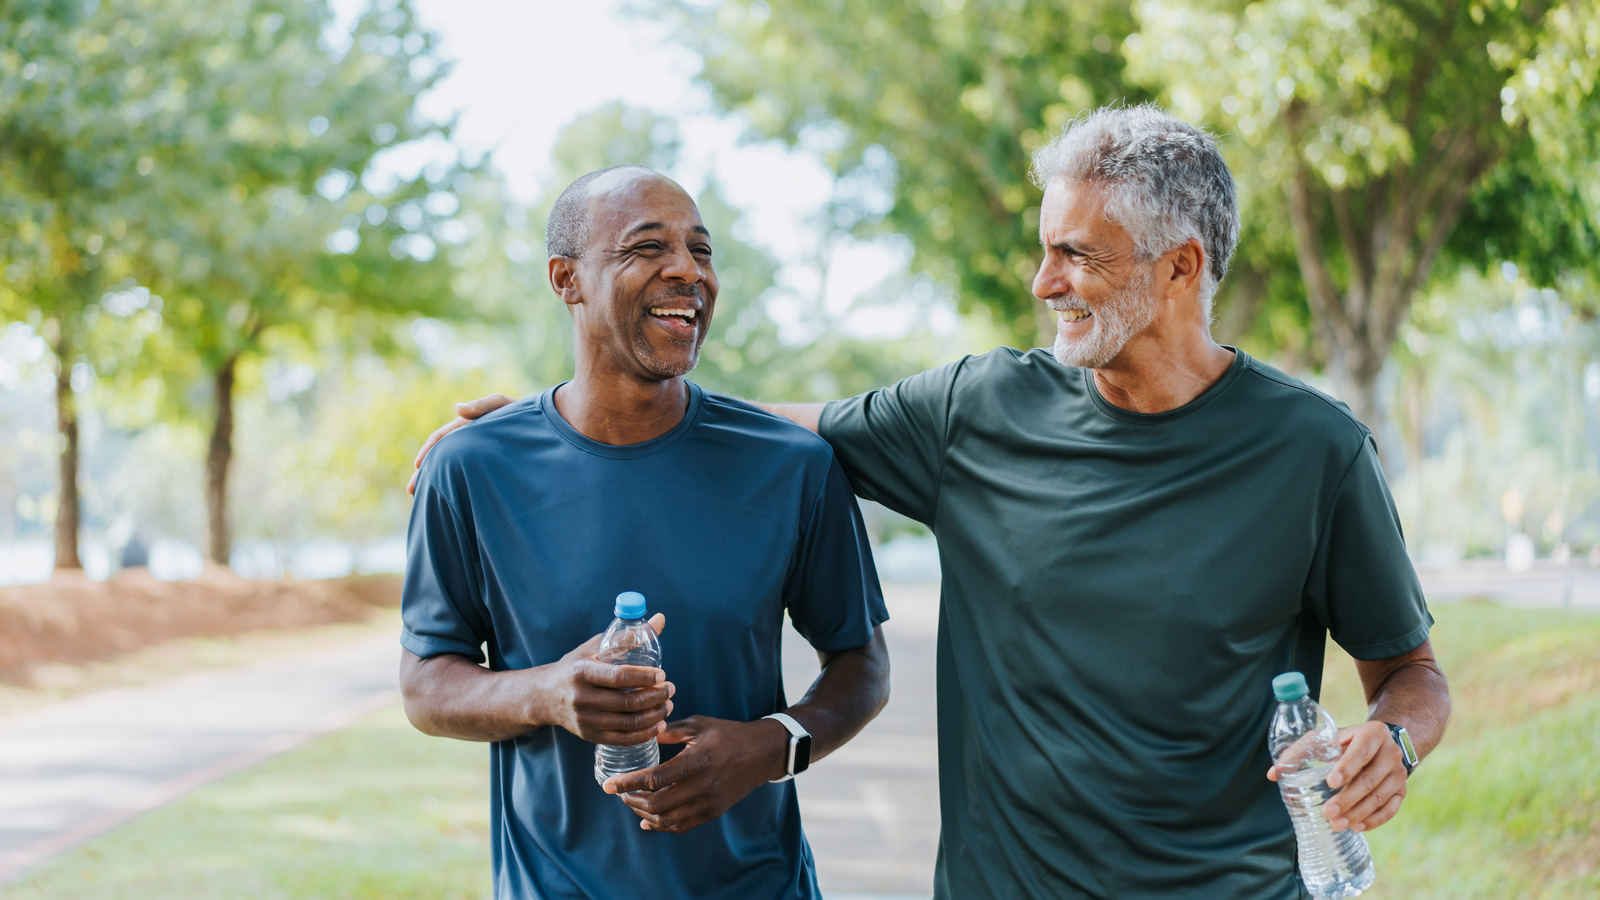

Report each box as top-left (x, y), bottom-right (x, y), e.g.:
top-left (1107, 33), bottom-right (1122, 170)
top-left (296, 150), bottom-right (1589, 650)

top-left (400, 166), bottom-right (890, 899)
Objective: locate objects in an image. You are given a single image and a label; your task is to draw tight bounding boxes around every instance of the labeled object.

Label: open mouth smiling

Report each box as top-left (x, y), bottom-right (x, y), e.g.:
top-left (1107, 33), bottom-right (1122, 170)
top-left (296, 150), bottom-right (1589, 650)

top-left (648, 305), bottom-right (700, 339)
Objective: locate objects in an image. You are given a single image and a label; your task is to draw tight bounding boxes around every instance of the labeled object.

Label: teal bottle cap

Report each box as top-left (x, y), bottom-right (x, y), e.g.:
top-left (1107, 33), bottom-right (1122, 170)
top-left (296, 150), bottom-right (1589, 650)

top-left (614, 591), bottom-right (647, 619)
top-left (1272, 671), bottom-right (1309, 702)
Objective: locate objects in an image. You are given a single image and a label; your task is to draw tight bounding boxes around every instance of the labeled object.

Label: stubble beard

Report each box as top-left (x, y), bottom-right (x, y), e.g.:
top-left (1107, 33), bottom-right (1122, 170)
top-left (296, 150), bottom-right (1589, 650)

top-left (1051, 265), bottom-right (1159, 369)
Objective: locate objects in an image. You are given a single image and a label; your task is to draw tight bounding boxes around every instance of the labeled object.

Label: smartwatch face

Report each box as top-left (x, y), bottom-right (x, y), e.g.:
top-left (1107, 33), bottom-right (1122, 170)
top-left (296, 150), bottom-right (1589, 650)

top-left (1395, 727), bottom-right (1418, 765)
top-left (792, 734), bottom-right (813, 775)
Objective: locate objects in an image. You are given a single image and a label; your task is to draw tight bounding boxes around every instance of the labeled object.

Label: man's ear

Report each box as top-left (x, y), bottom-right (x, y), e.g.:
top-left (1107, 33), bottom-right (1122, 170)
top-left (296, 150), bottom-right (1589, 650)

top-left (1162, 238), bottom-right (1206, 301)
top-left (549, 256), bottom-right (581, 307)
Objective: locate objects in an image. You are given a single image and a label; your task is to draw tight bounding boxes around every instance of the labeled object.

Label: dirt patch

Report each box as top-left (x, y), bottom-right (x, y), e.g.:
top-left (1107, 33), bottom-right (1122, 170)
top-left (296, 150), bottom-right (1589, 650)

top-left (0, 568), bottom-right (401, 684)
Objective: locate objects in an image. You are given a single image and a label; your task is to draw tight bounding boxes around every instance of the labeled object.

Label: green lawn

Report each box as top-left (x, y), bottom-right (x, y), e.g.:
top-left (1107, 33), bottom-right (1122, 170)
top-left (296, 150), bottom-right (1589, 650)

top-left (8, 600), bottom-right (1598, 898)
top-left (5, 705), bottom-right (492, 900)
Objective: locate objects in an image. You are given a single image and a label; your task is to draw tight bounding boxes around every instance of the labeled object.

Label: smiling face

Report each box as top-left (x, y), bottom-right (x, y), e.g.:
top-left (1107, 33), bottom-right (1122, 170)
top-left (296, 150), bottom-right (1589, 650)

top-left (1032, 180), bottom-right (1161, 369)
top-left (559, 170), bottom-right (717, 382)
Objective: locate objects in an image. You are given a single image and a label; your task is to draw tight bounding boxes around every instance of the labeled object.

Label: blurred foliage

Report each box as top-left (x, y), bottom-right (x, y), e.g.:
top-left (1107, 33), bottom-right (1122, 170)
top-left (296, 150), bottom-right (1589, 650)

top-left (1390, 268), bottom-right (1600, 557)
top-left (644, 0), bottom-right (1600, 431)
top-left (1127, 0), bottom-right (1600, 425)
top-left (0, 0), bottom-right (479, 565)
top-left (640, 0), bottom-right (1147, 348)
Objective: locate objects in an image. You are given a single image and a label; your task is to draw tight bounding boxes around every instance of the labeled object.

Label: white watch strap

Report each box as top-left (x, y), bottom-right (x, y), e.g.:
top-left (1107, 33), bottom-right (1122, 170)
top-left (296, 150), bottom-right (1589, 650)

top-left (763, 712), bottom-right (810, 783)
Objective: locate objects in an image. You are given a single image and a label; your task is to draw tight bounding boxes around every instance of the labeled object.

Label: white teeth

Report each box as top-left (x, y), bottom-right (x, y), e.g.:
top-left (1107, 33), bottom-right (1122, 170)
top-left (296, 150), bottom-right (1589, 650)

top-left (650, 308), bottom-right (697, 319)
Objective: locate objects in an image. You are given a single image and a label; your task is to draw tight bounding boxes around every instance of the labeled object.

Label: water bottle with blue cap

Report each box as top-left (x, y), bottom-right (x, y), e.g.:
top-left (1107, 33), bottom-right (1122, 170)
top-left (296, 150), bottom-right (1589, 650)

top-left (594, 591), bottom-right (663, 785)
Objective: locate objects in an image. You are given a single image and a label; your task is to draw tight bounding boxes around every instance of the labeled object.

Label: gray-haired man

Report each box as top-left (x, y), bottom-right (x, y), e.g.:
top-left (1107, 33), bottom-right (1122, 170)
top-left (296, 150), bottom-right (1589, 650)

top-left (414, 104), bottom-right (1451, 899)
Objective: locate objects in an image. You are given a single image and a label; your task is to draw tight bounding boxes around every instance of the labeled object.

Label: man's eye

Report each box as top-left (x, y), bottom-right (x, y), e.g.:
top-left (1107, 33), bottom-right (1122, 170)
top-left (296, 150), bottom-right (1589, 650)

top-left (634, 242), bottom-right (663, 252)
top-left (693, 246), bottom-right (713, 257)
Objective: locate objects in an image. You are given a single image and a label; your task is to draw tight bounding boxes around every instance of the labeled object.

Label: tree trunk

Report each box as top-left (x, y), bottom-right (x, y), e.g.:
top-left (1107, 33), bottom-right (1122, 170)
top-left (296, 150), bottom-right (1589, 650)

top-left (52, 327), bottom-right (82, 571)
top-left (205, 355), bottom-right (238, 567)
top-left (1325, 339), bottom-right (1384, 432)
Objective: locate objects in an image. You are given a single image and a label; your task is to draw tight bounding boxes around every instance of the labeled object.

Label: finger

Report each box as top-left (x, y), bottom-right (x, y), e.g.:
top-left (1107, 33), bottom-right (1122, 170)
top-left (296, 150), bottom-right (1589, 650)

top-left (457, 393), bottom-right (514, 419)
top-left (1265, 764), bottom-right (1280, 783)
top-left (606, 758), bottom-right (690, 796)
top-left (583, 701), bottom-right (674, 738)
top-left (415, 417), bottom-right (464, 468)
top-left (656, 716), bottom-right (705, 745)
top-left (406, 469), bottom-right (419, 497)
top-left (1353, 792), bottom-right (1404, 833)
top-left (1326, 727), bottom-right (1382, 790)
top-left (590, 719), bottom-right (669, 748)
top-left (646, 796), bottom-right (722, 834)
top-left (1338, 772), bottom-right (1406, 832)
top-left (648, 612), bottom-right (666, 637)
top-left (575, 659), bottom-right (667, 690)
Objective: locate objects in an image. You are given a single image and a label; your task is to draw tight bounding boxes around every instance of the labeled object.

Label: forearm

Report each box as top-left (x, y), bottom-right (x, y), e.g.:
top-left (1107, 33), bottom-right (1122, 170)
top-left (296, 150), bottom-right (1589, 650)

top-left (400, 648), bottom-right (548, 742)
top-left (1366, 657), bottom-right (1450, 760)
top-left (776, 627), bottom-right (891, 767)
top-left (751, 401), bottom-right (827, 434)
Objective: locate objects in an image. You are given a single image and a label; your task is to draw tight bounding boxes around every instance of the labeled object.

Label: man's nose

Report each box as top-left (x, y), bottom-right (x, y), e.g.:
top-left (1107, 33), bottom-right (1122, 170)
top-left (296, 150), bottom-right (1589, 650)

top-left (1032, 260), bottom-right (1062, 301)
top-left (661, 244), bottom-right (704, 283)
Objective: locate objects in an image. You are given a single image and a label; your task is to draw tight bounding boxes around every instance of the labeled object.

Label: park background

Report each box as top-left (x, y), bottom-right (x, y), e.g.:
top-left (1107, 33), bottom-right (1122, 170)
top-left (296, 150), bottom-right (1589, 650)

top-left (1, 0), bottom-right (1597, 897)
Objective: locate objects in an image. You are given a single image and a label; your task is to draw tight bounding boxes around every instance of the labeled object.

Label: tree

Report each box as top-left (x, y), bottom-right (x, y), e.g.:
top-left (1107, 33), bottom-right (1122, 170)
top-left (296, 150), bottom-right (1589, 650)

top-left (129, 0), bottom-right (466, 566)
top-left (0, 0), bottom-right (198, 569)
top-left (1122, 0), bottom-right (1600, 426)
top-left (642, 0), bottom-right (1147, 348)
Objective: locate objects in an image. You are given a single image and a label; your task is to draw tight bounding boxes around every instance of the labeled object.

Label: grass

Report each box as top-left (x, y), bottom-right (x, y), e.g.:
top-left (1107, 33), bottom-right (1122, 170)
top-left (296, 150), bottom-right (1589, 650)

top-left (1317, 599), bottom-right (1600, 899)
top-left (7, 600), bottom-right (1597, 898)
top-left (5, 705), bottom-right (492, 899)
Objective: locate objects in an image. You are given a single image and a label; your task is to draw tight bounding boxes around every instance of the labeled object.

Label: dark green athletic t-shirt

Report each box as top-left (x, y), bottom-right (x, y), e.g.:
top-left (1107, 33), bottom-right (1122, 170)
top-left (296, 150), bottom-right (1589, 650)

top-left (820, 347), bottom-right (1432, 900)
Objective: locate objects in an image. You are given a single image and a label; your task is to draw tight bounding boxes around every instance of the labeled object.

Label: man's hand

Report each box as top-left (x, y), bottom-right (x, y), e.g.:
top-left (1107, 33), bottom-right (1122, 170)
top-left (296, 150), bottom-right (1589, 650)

top-left (407, 393), bottom-right (518, 496)
top-left (536, 614), bottom-right (674, 746)
top-left (1266, 720), bottom-right (1407, 834)
top-left (599, 715), bottom-right (788, 833)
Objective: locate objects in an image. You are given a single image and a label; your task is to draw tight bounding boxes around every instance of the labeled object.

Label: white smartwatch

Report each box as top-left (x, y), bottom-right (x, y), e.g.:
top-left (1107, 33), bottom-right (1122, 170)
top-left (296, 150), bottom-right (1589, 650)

top-left (762, 712), bottom-right (813, 783)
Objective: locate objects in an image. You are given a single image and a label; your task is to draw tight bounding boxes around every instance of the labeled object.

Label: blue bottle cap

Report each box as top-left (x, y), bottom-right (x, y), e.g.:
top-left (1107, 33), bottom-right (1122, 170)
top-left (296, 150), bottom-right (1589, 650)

top-left (1272, 671), bottom-right (1309, 702)
top-left (614, 591), bottom-right (647, 619)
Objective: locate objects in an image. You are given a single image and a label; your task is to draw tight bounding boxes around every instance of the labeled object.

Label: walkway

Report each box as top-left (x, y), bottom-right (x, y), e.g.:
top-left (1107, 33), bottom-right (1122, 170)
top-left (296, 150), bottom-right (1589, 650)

top-left (0, 634), bottom-right (399, 885)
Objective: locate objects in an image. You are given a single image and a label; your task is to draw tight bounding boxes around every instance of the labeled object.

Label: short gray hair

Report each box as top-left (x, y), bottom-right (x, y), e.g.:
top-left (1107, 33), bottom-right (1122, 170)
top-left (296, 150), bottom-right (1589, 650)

top-left (545, 166), bottom-right (649, 259)
top-left (1030, 104), bottom-right (1239, 308)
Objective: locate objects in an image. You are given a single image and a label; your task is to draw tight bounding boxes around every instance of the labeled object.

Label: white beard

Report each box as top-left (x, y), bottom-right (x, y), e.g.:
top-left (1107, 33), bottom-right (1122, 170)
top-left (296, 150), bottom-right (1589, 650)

top-left (1051, 265), bottom-right (1159, 369)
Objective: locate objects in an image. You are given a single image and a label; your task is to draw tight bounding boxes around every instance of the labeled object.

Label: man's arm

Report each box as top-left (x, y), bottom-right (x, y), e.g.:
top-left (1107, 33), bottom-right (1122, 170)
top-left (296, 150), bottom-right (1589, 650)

top-left (602, 626), bottom-right (891, 833)
top-left (407, 395), bottom-right (829, 495)
top-left (400, 615), bottom-right (675, 745)
top-left (1268, 640), bottom-right (1450, 834)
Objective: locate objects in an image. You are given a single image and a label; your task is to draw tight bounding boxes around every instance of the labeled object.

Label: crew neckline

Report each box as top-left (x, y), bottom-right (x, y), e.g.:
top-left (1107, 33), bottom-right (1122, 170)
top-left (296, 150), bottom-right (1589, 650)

top-left (539, 380), bottom-right (705, 458)
top-left (1082, 348), bottom-right (1249, 425)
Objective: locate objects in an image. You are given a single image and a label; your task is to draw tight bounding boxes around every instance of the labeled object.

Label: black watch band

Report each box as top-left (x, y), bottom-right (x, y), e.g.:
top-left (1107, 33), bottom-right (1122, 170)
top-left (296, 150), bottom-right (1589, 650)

top-left (1385, 722), bottom-right (1419, 775)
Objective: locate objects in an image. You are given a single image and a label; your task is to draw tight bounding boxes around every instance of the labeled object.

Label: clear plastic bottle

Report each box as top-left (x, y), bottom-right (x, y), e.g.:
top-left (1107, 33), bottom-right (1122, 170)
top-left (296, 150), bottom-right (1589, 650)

top-left (1269, 671), bottom-right (1376, 899)
top-left (593, 591), bottom-right (663, 786)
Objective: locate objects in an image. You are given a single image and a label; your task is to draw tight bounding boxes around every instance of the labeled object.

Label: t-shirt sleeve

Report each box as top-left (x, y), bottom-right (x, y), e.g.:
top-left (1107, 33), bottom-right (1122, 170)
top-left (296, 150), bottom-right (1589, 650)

top-left (782, 454), bottom-right (891, 654)
top-left (401, 472), bottom-right (493, 663)
top-left (816, 358), bottom-right (966, 526)
top-left (1302, 436), bottom-right (1434, 660)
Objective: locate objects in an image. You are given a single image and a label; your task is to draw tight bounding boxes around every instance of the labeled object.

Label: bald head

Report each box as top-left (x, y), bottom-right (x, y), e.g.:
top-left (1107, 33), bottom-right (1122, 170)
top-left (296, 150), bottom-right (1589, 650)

top-left (545, 166), bottom-right (687, 259)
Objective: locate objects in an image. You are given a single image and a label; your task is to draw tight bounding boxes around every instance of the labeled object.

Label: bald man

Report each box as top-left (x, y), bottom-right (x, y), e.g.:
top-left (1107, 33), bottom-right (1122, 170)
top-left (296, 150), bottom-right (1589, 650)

top-left (399, 167), bottom-right (890, 899)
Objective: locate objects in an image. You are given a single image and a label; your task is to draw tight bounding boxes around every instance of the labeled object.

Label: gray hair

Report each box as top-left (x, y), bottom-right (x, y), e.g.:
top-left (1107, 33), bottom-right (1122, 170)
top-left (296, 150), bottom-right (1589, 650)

top-left (1029, 104), bottom-right (1239, 310)
top-left (545, 165), bottom-right (650, 259)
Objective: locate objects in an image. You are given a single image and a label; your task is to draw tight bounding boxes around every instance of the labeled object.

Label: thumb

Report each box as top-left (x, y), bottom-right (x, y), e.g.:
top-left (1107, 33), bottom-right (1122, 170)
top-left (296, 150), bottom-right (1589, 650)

top-left (649, 612), bottom-right (666, 637)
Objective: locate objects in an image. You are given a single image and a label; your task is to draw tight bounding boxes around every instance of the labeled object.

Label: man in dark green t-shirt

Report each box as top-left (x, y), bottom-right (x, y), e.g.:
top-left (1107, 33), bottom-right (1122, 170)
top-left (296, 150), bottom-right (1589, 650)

top-left (413, 105), bottom-right (1450, 899)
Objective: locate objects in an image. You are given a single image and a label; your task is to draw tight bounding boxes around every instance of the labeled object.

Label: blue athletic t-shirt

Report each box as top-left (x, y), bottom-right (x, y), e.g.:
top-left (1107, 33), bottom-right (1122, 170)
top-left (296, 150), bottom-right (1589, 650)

top-left (402, 382), bottom-right (888, 900)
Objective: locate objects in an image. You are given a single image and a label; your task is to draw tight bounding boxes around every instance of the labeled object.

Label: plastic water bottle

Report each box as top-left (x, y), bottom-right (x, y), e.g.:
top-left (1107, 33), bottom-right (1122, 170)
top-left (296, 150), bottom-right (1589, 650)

top-left (593, 591), bottom-right (662, 786)
top-left (1269, 672), bottom-right (1376, 899)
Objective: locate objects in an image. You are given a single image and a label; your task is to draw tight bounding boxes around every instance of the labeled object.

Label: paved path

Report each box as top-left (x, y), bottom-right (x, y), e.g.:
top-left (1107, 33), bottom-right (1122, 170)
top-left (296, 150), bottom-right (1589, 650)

top-left (0, 633), bottom-right (400, 886)
top-left (1, 563), bottom-right (1588, 893)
